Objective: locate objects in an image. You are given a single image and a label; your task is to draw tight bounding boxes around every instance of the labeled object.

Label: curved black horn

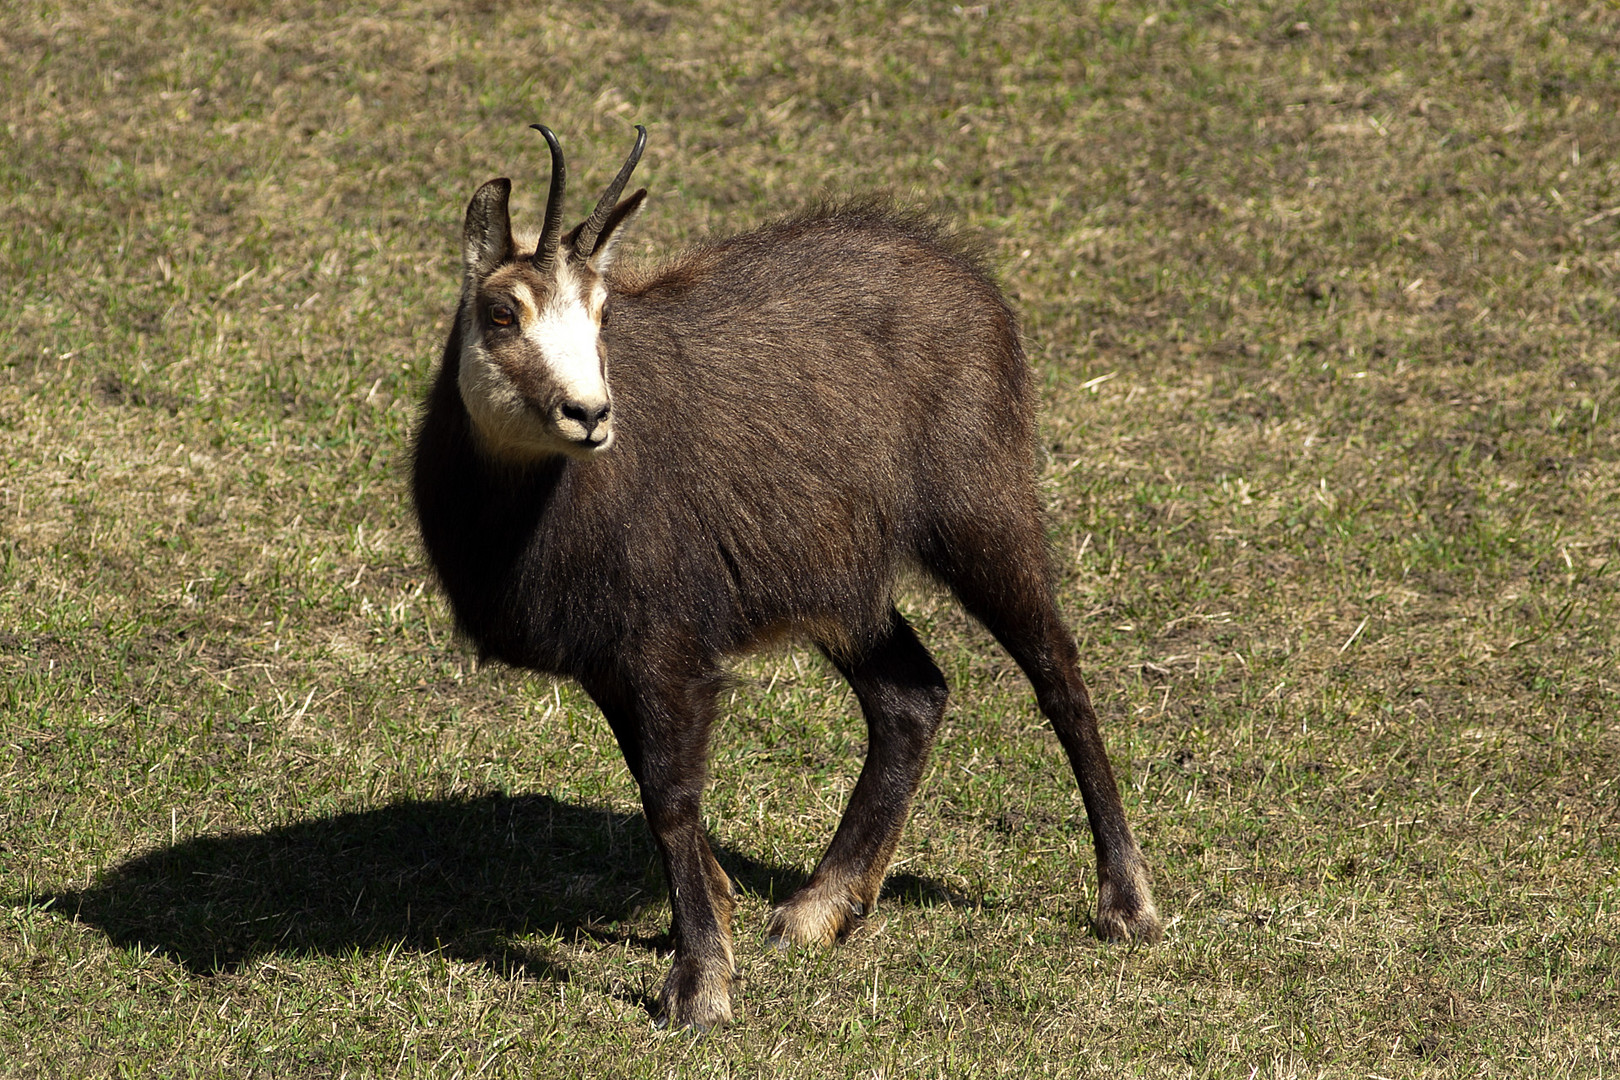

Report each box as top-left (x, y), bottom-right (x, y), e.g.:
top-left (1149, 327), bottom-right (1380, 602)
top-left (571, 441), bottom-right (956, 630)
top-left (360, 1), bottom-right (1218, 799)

top-left (573, 124), bottom-right (647, 260)
top-left (529, 124), bottom-right (567, 274)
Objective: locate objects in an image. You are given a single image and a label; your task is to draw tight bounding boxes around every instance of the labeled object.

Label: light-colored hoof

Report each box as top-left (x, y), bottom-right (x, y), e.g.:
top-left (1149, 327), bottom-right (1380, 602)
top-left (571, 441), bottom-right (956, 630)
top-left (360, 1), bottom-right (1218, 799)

top-left (1095, 878), bottom-right (1163, 943)
top-left (1094, 903), bottom-right (1164, 944)
top-left (657, 961), bottom-right (734, 1031)
top-left (766, 887), bottom-right (865, 948)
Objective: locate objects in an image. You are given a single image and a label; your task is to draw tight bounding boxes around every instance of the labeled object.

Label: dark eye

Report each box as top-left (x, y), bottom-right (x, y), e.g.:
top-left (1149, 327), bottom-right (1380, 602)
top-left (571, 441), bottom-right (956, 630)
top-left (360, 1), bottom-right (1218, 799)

top-left (489, 303), bottom-right (515, 327)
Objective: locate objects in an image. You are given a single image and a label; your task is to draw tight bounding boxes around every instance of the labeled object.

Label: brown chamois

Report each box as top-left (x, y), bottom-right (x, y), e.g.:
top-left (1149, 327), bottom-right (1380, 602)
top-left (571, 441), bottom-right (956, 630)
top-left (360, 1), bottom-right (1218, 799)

top-left (411, 124), bottom-right (1161, 1029)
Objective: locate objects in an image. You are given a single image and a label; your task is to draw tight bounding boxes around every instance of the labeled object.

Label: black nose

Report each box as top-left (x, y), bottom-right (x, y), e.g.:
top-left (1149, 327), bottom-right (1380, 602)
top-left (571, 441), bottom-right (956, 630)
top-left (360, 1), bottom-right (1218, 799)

top-left (561, 401), bottom-right (611, 439)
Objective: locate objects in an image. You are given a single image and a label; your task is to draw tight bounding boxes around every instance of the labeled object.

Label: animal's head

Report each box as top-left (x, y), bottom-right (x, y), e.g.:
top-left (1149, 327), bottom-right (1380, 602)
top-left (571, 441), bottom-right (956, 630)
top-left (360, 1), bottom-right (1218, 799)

top-left (456, 124), bottom-right (647, 461)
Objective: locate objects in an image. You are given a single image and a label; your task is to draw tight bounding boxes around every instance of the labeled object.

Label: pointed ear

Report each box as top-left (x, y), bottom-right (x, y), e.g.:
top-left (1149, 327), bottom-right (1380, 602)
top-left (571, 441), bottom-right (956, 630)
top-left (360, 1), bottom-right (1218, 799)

top-left (583, 188), bottom-right (647, 272)
top-left (463, 178), bottom-right (514, 281)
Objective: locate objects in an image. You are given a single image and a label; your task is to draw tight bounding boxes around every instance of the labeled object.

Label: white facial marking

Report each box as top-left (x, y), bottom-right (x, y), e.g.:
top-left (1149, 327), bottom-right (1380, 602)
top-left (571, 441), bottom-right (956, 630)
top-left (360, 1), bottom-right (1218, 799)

top-left (456, 314), bottom-right (532, 457)
top-left (456, 263), bottom-right (613, 461)
top-left (525, 265), bottom-right (609, 413)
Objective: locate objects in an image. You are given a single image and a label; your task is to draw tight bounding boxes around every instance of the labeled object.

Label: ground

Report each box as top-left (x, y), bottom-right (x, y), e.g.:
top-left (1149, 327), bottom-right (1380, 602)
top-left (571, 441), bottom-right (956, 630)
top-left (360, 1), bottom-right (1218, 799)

top-left (1, 1), bottom-right (1618, 1076)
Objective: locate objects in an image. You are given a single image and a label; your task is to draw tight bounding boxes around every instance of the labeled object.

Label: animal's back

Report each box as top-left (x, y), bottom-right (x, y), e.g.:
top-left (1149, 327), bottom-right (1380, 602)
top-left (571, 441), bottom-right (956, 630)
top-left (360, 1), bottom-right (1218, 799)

top-left (567, 206), bottom-right (1045, 660)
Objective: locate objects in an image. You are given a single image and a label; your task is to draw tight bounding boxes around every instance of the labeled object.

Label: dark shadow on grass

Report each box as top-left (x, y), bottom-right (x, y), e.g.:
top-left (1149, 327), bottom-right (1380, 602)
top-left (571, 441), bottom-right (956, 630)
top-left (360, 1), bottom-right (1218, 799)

top-left (880, 872), bottom-right (978, 910)
top-left (24, 793), bottom-right (963, 986)
top-left (38, 794), bottom-right (675, 980)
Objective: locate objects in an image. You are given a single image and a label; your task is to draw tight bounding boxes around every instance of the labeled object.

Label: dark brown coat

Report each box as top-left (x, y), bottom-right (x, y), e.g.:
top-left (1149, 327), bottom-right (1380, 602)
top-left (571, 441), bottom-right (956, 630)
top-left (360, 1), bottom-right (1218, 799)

top-left (413, 155), bottom-right (1160, 1029)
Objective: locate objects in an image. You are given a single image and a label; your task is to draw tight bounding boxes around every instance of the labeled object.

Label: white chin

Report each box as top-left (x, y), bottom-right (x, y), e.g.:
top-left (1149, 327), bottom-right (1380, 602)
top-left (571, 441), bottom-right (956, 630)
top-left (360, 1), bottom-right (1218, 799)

top-left (561, 432), bottom-right (614, 459)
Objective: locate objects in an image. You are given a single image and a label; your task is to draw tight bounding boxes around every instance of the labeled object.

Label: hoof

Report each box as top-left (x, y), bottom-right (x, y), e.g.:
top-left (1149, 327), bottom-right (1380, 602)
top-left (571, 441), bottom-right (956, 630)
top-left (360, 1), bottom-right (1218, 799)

top-left (657, 958), bottom-right (734, 1031)
top-left (766, 886), bottom-right (865, 948)
top-left (1093, 902), bottom-right (1164, 944)
top-left (1095, 869), bottom-right (1164, 944)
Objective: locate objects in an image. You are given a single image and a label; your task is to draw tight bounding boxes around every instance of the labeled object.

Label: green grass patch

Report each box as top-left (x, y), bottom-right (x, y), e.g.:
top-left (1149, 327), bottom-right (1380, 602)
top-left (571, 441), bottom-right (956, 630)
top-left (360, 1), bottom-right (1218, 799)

top-left (3, 0), bottom-right (1618, 1075)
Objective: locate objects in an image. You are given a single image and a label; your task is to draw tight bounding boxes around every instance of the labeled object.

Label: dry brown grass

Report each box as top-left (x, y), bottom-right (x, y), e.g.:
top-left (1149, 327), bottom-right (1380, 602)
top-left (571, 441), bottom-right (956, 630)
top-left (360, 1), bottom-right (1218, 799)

top-left (3, 1), bottom-right (1618, 1076)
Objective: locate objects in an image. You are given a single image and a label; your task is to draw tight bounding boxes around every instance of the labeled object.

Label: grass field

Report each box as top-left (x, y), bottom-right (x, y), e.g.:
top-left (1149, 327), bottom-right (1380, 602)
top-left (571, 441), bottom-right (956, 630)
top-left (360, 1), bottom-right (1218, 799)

top-left (3, 0), bottom-right (1619, 1075)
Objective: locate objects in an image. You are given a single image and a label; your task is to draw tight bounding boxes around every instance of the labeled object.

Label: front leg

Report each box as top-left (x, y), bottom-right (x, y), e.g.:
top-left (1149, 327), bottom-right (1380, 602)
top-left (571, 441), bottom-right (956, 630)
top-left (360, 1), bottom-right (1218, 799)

top-left (585, 671), bottom-right (737, 1030)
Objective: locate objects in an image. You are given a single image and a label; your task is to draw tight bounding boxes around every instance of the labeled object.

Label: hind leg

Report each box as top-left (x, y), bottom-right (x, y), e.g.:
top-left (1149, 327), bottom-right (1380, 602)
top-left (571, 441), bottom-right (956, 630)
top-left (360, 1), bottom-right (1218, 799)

top-left (939, 523), bottom-right (1162, 943)
top-left (767, 607), bottom-right (948, 947)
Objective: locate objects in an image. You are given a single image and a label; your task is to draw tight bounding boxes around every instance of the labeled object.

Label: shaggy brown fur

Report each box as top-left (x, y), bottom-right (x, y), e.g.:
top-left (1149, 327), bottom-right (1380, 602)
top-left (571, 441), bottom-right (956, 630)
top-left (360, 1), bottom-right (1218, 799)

top-left (412, 132), bottom-right (1161, 1030)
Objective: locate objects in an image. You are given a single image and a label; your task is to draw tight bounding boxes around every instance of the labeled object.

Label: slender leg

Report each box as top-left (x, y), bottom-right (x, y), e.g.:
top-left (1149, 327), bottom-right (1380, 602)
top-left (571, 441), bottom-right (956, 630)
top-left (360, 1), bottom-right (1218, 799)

top-left (768, 608), bottom-right (949, 946)
top-left (943, 534), bottom-right (1162, 942)
top-left (583, 670), bottom-right (737, 1029)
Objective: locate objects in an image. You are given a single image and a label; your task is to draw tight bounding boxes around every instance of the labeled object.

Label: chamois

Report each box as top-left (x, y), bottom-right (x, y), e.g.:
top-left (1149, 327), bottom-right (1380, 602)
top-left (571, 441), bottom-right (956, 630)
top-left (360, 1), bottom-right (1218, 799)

top-left (411, 124), bottom-right (1161, 1029)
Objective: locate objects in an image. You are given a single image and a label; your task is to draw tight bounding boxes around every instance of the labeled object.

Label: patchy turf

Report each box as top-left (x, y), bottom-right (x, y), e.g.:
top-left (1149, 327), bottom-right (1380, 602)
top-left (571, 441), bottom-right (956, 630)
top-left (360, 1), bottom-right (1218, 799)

top-left (2, 0), bottom-right (1618, 1076)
